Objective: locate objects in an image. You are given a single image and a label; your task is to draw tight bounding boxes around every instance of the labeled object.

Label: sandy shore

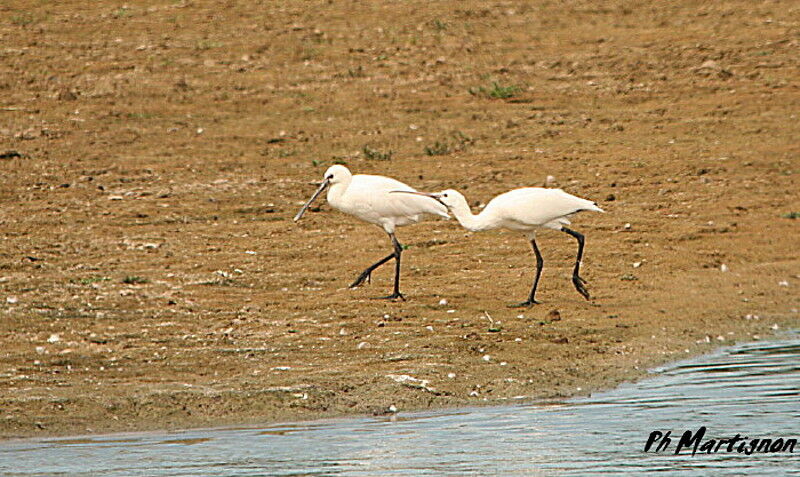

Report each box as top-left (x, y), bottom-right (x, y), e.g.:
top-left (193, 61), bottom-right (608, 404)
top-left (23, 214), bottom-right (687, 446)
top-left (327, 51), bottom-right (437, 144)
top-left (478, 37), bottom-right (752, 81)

top-left (1, 0), bottom-right (798, 438)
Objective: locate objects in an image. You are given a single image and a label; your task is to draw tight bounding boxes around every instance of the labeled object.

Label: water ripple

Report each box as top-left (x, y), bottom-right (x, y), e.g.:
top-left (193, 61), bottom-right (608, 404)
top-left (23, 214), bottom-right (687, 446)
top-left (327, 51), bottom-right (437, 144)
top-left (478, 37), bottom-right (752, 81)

top-left (2, 332), bottom-right (799, 476)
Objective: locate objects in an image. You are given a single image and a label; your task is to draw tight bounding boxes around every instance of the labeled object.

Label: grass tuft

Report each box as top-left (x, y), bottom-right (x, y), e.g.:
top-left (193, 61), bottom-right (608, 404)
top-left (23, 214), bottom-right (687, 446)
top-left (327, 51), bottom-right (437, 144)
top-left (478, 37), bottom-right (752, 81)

top-left (362, 145), bottom-right (393, 161)
top-left (424, 131), bottom-right (473, 156)
top-left (470, 81), bottom-right (519, 99)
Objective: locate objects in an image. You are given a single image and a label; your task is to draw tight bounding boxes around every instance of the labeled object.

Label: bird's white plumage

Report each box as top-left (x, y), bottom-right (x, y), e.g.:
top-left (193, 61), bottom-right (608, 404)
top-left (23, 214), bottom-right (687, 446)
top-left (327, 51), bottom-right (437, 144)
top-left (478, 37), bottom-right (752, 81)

top-left (324, 166), bottom-right (448, 233)
top-left (293, 164), bottom-right (449, 300)
top-left (391, 185), bottom-right (604, 305)
top-left (480, 187), bottom-right (603, 231)
top-left (424, 187), bottom-right (602, 234)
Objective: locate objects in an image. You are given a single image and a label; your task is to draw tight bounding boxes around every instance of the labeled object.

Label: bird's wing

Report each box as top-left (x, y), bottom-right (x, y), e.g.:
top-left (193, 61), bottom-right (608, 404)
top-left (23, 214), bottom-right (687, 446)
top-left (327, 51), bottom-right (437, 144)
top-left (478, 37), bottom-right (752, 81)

top-left (348, 175), bottom-right (449, 220)
top-left (486, 188), bottom-right (600, 226)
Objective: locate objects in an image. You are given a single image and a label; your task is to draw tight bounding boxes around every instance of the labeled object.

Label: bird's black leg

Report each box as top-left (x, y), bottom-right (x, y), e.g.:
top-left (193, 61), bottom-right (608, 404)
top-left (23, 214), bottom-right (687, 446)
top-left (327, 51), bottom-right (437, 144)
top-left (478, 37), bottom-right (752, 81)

top-left (349, 252), bottom-right (395, 288)
top-left (509, 238), bottom-right (544, 308)
top-left (563, 227), bottom-right (590, 300)
top-left (377, 233), bottom-right (405, 301)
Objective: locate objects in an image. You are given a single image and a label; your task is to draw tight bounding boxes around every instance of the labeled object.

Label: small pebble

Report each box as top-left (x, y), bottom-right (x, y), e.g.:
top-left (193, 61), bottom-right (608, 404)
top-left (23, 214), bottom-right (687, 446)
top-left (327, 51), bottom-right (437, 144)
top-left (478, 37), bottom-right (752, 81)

top-left (438, 298), bottom-right (448, 306)
top-left (720, 264), bottom-right (729, 272)
top-left (482, 355), bottom-right (491, 362)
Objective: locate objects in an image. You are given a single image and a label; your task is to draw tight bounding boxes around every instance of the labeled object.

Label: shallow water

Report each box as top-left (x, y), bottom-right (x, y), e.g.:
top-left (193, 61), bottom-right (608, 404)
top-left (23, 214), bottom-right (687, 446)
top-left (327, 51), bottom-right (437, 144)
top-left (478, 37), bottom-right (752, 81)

top-left (2, 332), bottom-right (799, 476)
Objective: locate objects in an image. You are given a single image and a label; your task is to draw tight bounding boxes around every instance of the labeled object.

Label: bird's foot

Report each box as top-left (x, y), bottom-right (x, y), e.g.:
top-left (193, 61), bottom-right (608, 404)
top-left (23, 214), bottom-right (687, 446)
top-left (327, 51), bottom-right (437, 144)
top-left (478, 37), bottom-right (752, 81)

top-left (572, 275), bottom-right (591, 300)
top-left (349, 271), bottom-right (372, 289)
top-left (375, 292), bottom-right (406, 302)
top-left (508, 299), bottom-right (541, 308)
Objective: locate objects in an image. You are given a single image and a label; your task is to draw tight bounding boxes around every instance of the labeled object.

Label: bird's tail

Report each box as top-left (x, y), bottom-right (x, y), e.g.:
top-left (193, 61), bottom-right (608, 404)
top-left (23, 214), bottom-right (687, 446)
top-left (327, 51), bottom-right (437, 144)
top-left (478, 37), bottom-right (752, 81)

top-left (587, 202), bottom-right (605, 213)
top-left (575, 196), bottom-right (604, 213)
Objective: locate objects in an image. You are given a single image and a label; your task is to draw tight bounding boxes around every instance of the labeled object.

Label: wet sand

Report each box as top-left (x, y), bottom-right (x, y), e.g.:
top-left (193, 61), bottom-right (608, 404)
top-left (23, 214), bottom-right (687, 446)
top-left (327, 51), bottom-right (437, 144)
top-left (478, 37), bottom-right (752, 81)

top-left (1, 0), bottom-right (798, 437)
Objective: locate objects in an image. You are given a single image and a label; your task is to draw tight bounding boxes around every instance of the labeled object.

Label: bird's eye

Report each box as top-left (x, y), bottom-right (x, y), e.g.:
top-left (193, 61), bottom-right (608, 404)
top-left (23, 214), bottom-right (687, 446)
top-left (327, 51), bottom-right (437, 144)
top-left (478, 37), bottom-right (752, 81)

top-left (326, 174), bottom-right (334, 180)
top-left (443, 193), bottom-right (448, 198)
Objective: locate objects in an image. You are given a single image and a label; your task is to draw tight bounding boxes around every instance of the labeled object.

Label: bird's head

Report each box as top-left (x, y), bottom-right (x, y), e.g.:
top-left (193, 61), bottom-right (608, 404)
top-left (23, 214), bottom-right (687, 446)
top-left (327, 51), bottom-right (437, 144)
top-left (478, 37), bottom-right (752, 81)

top-left (389, 188), bottom-right (466, 211)
top-left (428, 189), bottom-right (465, 210)
top-left (293, 165), bottom-right (352, 222)
top-left (323, 164), bottom-right (351, 185)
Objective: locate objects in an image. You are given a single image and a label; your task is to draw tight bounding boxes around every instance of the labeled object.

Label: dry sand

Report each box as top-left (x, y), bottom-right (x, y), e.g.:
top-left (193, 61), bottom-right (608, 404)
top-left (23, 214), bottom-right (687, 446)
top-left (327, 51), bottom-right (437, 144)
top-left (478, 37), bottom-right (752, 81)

top-left (0, 0), bottom-right (798, 437)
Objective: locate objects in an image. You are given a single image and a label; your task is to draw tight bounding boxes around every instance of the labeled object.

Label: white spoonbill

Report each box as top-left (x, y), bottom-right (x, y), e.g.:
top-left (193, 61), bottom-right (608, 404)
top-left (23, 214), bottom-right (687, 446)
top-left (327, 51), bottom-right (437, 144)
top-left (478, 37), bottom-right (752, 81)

top-left (293, 165), bottom-right (448, 300)
top-left (393, 187), bottom-right (604, 307)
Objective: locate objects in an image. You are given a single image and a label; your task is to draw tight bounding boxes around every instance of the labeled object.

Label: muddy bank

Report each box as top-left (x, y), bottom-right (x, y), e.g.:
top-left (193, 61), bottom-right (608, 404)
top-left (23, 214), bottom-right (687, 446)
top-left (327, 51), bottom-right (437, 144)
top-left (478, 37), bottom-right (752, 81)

top-left (1, 0), bottom-right (798, 437)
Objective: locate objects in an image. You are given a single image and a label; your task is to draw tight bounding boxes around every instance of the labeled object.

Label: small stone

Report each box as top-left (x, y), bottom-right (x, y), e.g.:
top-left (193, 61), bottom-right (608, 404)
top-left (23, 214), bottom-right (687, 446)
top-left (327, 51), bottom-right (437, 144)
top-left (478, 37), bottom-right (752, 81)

top-left (624, 223), bottom-right (632, 230)
top-left (720, 264), bottom-right (729, 272)
top-left (778, 280), bottom-right (789, 287)
top-left (447, 372), bottom-right (456, 379)
top-left (633, 261), bottom-right (642, 268)
top-left (6, 296), bottom-right (18, 304)
top-left (47, 334), bottom-right (60, 343)
top-left (482, 354), bottom-right (491, 362)
top-left (438, 298), bottom-right (448, 305)
top-left (388, 404), bottom-right (397, 413)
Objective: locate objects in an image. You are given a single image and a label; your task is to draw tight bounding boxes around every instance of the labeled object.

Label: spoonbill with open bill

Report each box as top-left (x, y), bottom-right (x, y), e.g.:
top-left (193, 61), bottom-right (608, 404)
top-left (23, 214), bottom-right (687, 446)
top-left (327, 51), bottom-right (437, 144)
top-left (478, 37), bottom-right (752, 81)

top-left (293, 165), bottom-right (449, 300)
top-left (392, 187), bottom-right (604, 307)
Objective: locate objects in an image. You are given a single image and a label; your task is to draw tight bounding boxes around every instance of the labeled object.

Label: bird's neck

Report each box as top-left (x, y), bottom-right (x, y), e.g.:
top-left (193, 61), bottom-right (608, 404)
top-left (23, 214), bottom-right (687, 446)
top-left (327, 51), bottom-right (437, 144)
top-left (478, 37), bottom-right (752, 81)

top-left (326, 176), bottom-right (352, 206)
top-left (449, 201), bottom-right (492, 232)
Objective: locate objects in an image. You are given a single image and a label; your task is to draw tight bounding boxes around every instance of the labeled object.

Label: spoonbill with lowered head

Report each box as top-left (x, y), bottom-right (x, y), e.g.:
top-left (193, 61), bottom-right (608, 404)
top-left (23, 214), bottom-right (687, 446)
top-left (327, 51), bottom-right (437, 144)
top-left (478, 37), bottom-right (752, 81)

top-left (293, 165), bottom-right (448, 300)
top-left (393, 187), bottom-right (603, 307)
